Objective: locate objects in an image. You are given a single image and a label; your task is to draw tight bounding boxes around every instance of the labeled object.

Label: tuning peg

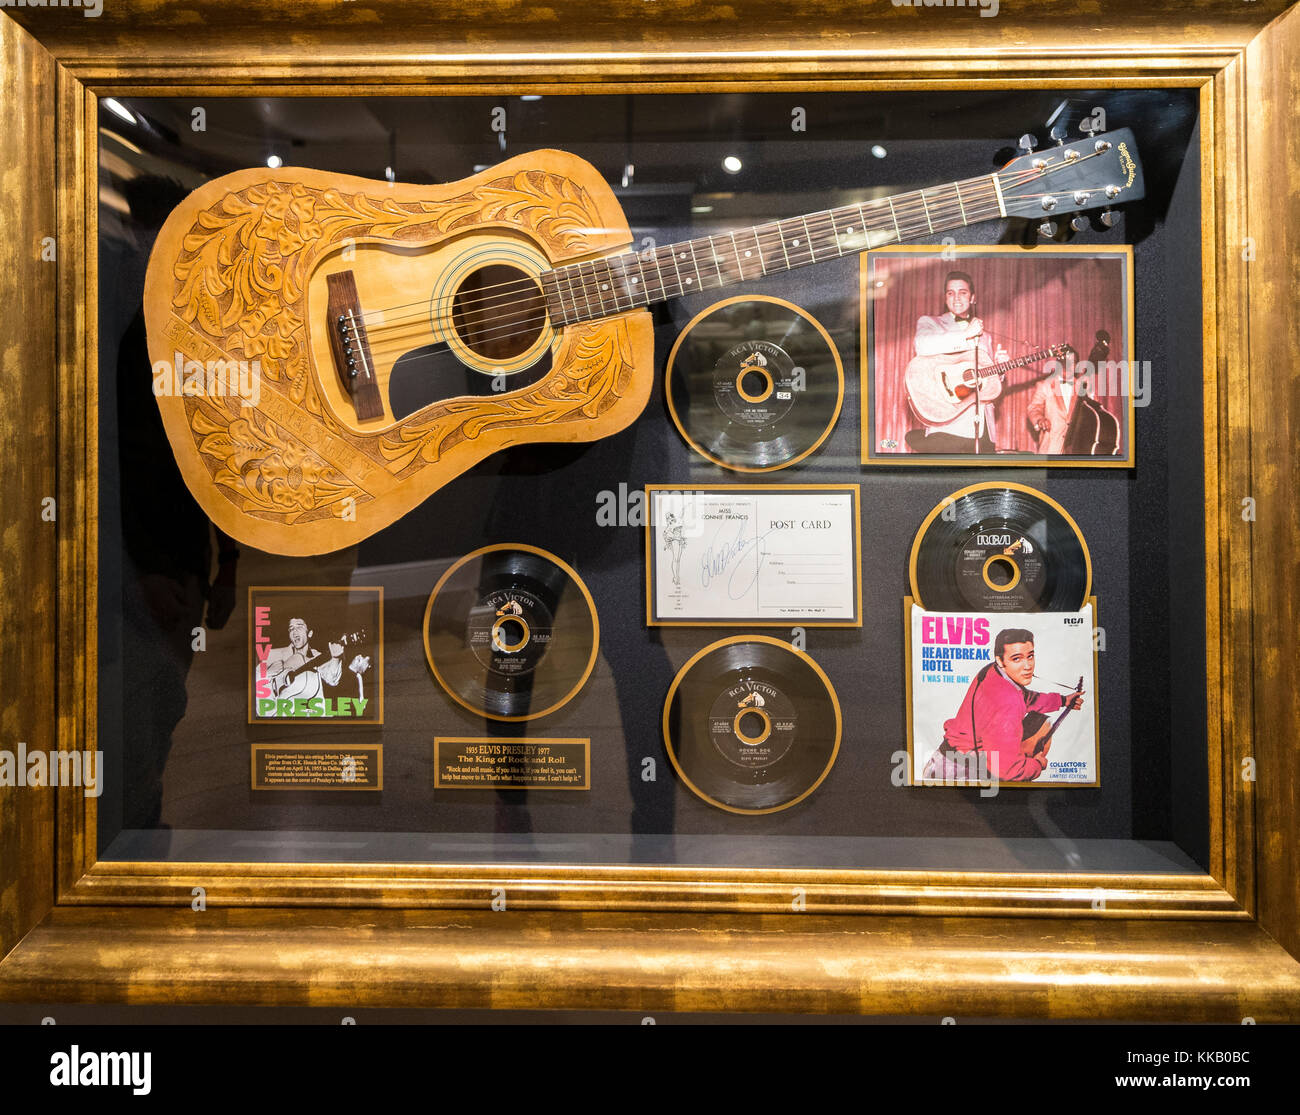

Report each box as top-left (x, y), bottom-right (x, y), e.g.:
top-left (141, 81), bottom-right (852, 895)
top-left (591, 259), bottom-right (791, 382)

top-left (1099, 209), bottom-right (1119, 228)
top-left (1070, 215), bottom-right (1089, 232)
top-left (1018, 133), bottom-right (1037, 154)
top-left (1038, 220), bottom-right (1058, 239)
top-left (1049, 121), bottom-right (1070, 145)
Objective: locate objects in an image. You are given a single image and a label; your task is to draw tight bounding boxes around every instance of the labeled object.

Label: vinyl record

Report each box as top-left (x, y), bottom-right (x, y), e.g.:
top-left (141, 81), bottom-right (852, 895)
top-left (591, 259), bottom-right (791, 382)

top-left (666, 296), bottom-right (844, 472)
top-left (663, 636), bottom-right (841, 814)
top-left (909, 482), bottom-right (1092, 612)
top-left (423, 544), bottom-right (599, 721)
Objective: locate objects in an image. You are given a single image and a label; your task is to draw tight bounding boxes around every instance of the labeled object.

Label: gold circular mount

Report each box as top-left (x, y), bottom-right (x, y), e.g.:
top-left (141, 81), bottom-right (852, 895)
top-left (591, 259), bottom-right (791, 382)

top-left (732, 706), bottom-right (773, 746)
top-left (981, 553), bottom-right (1023, 594)
top-left (491, 614), bottom-right (531, 653)
top-left (735, 358), bottom-right (775, 403)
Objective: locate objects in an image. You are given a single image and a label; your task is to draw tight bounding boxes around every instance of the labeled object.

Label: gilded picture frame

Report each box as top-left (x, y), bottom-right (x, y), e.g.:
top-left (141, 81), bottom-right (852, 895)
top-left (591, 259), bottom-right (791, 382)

top-left (1, 0), bottom-right (1298, 1019)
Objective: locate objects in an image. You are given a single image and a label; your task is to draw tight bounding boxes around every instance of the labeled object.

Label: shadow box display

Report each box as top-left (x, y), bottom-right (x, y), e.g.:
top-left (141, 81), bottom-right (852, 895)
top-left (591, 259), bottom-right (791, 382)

top-left (1, 0), bottom-right (1299, 1021)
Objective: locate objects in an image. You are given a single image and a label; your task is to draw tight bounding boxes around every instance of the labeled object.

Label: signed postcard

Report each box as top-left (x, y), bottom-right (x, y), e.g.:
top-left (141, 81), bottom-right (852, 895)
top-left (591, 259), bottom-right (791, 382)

top-left (645, 485), bottom-right (861, 626)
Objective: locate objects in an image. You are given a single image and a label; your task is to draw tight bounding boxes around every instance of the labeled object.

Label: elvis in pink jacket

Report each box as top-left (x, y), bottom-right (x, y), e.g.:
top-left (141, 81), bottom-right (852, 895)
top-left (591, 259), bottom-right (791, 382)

top-left (921, 627), bottom-right (1085, 784)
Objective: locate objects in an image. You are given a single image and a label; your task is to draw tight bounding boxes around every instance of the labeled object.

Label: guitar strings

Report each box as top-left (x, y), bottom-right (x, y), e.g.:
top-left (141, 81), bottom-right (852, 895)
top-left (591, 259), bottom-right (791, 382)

top-left (351, 193), bottom-right (1018, 361)
top-left (352, 197), bottom-right (1094, 363)
top-left (351, 212), bottom-right (1017, 365)
top-left (342, 152), bottom-right (1110, 332)
top-left (341, 160), bottom-right (1075, 330)
top-left (939, 346), bottom-right (1069, 397)
top-left (335, 158), bottom-right (1114, 363)
top-left (350, 185), bottom-right (1084, 365)
top-left (343, 175), bottom-right (1008, 325)
top-left (352, 192), bottom-right (1018, 359)
top-left (349, 181), bottom-right (1006, 331)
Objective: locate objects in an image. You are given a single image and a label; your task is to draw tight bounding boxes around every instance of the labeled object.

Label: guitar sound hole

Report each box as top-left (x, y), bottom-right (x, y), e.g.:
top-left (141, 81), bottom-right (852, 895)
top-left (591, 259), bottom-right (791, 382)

top-left (451, 264), bottom-right (546, 361)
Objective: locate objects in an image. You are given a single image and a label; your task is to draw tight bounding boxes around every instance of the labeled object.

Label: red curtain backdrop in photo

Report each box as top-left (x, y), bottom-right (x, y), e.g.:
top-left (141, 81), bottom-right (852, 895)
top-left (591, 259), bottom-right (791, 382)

top-left (868, 252), bottom-right (1129, 455)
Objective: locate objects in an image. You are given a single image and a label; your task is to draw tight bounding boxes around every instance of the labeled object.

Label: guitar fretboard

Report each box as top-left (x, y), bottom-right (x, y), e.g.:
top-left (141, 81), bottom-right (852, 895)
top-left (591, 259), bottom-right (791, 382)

top-left (541, 173), bottom-right (1007, 327)
top-left (980, 347), bottom-right (1063, 378)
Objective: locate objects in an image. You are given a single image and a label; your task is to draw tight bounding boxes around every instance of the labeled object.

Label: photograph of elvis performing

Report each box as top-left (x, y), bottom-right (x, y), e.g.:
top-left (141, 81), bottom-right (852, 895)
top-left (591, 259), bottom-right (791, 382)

top-left (863, 246), bottom-right (1134, 464)
top-left (248, 587), bottom-right (382, 723)
top-left (911, 614), bottom-right (1098, 787)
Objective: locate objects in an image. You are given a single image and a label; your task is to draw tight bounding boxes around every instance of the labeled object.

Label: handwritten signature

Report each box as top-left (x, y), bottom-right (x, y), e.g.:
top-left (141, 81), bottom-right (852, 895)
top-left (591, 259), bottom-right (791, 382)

top-left (699, 524), bottom-right (771, 599)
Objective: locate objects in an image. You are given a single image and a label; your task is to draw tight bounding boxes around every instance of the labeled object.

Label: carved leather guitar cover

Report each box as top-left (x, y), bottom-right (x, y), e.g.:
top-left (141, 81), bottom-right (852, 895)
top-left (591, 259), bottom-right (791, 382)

top-left (143, 151), bottom-right (653, 556)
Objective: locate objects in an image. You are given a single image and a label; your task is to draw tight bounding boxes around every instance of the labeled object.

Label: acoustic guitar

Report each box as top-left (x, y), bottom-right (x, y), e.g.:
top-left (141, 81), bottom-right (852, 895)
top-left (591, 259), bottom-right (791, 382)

top-left (144, 130), bottom-right (1144, 554)
top-left (904, 342), bottom-right (1069, 427)
top-left (1022, 675), bottom-right (1086, 763)
top-left (267, 627), bottom-right (369, 694)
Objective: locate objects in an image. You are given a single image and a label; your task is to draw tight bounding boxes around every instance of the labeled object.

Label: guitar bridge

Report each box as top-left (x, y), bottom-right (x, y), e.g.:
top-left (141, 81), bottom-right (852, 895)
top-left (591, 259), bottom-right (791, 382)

top-left (325, 270), bottom-right (384, 421)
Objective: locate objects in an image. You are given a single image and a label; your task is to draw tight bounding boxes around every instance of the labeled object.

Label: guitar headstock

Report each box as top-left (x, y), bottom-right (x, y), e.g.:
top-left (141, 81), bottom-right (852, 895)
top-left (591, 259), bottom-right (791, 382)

top-left (996, 128), bottom-right (1144, 225)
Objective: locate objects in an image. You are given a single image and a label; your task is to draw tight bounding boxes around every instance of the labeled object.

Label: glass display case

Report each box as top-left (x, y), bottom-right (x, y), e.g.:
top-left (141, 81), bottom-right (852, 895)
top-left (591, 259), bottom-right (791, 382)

top-left (1, 0), bottom-right (1298, 1024)
top-left (95, 89), bottom-right (1207, 875)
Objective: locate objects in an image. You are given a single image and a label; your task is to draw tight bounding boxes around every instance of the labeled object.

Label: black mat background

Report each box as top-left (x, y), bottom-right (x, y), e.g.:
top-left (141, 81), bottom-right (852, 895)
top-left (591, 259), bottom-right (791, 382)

top-left (96, 90), bottom-right (1207, 868)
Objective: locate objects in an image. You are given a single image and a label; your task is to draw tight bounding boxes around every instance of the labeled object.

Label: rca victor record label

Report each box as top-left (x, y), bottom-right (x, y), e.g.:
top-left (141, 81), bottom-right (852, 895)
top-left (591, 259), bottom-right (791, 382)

top-left (662, 636), bottom-right (842, 814)
top-left (646, 484), bottom-right (861, 626)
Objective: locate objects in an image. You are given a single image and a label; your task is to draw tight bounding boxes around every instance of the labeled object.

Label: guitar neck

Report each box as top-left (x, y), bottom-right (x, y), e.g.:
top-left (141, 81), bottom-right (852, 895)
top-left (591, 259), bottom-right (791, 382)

top-left (978, 347), bottom-right (1062, 379)
top-left (1040, 684), bottom-right (1083, 746)
top-left (281, 630), bottom-right (365, 685)
top-left (543, 173), bottom-right (1008, 327)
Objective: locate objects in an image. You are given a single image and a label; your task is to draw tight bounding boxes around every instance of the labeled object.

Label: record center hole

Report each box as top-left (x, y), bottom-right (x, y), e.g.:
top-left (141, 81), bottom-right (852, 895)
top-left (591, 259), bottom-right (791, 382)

top-left (492, 616), bottom-right (531, 653)
top-left (982, 555), bottom-right (1021, 592)
top-left (735, 366), bottom-right (774, 404)
top-left (733, 707), bottom-right (772, 745)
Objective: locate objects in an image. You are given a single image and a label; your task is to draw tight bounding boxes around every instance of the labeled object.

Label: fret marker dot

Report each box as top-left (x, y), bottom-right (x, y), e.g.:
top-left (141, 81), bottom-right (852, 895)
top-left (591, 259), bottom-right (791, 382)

top-left (744, 250), bottom-right (752, 257)
top-left (686, 277), bottom-right (693, 284)
top-left (793, 239), bottom-right (800, 246)
top-left (601, 284), bottom-right (609, 291)
top-left (631, 277), bottom-right (638, 284)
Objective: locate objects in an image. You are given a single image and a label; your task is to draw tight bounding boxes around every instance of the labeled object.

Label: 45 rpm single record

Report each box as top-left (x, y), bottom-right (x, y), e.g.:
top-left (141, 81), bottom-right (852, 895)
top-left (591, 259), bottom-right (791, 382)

top-left (663, 636), bottom-right (841, 814)
top-left (666, 296), bottom-right (844, 472)
top-left (423, 544), bottom-right (599, 721)
top-left (909, 482), bottom-right (1092, 612)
